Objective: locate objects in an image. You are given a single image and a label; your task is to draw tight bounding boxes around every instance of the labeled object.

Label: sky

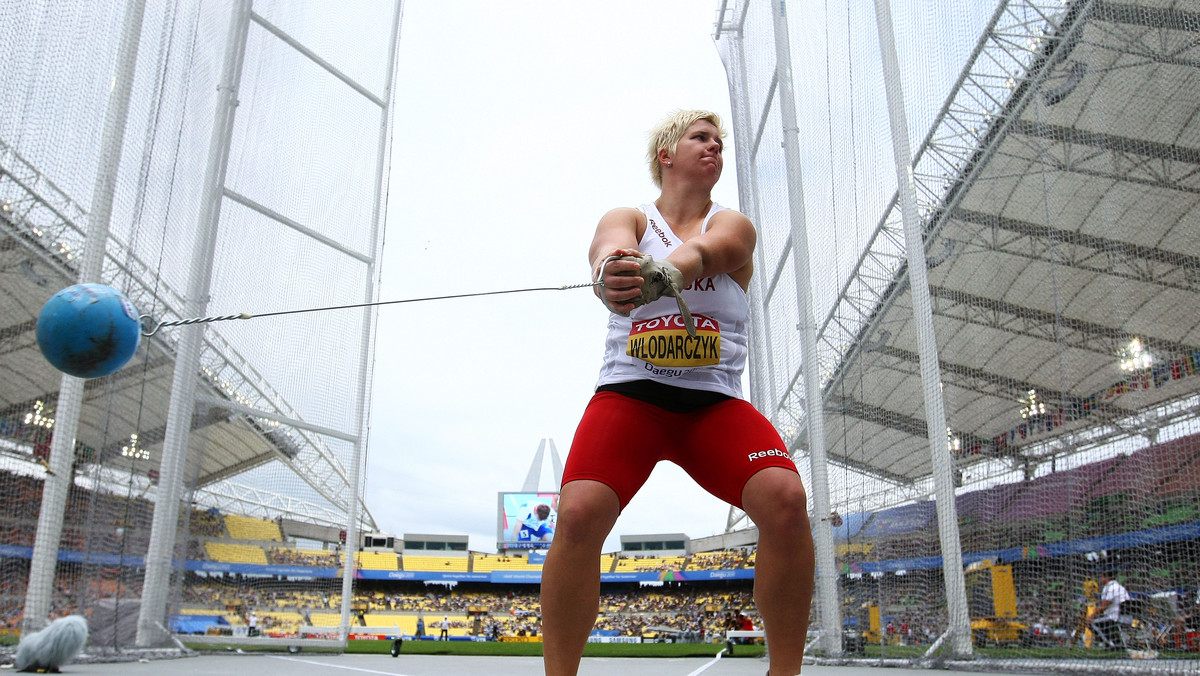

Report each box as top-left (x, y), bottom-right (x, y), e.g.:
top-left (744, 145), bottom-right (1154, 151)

top-left (363, 1), bottom-right (744, 554)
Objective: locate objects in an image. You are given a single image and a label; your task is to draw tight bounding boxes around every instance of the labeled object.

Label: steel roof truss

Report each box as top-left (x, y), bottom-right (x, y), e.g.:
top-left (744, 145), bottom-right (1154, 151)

top-left (952, 208), bottom-right (1200, 293)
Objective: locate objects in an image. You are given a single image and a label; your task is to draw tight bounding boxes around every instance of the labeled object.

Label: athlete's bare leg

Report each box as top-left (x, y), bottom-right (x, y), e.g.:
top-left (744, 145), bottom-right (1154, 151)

top-left (741, 467), bottom-right (815, 676)
top-left (541, 479), bottom-right (621, 676)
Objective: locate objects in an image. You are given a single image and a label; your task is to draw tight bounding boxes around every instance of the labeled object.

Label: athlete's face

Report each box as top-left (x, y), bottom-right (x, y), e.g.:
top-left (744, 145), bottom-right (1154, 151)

top-left (673, 120), bottom-right (724, 184)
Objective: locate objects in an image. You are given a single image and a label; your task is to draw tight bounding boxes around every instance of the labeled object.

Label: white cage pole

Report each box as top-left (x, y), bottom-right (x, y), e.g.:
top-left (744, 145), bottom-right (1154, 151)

top-left (872, 0), bottom-right (972, 656)
top-left (338, 2), bottom-right (405, 640)
top-left (136, 0), bottom-right (252, 647)
top-left (716, 8), bottom-right (784, 534)
top-left (773, 0), bottom-right (841, 656)
top-left (717, 17), bottom-right (778, 415)
top-left (22, 0), bottom-right (147, 634)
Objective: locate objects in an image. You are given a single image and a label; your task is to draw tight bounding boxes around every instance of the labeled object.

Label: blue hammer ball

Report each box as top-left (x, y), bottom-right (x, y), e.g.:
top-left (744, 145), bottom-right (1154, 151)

top-left (36, 283), bottom-right (141, 379)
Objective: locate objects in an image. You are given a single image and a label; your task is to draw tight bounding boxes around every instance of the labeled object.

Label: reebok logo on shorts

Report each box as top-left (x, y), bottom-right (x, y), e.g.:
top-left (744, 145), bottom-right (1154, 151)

top-left (747, 448), bottom-right (789, 461)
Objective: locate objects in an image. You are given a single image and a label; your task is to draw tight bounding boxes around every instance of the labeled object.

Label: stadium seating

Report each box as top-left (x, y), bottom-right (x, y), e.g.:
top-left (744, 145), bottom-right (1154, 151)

top-left (956, 481), bottom-right (1026, 525)
top-left (204, 542), bottom-right (269, 565)
top-left (257, 610), bottom-right (304, 635)
top-left (858, 501), bottom-right (936, 538)
top-left (269, 546), bottom-right (340, 567)
top-left (355, 551), bottom-right (399, 571)
top-left (224, 514), bottom-right (283, 541)
top-left (471, 553), bottom-right (541, 572)
top-left (600, 553), bottom-right (618, 572)
top-left (178, 607), bottom-right (225, 617)
top-left (307, 612), bottom-right (340, 627)
top-left (402, 555), bottom-right (468, 572)
top-left (363, 613), bottom-right (418, 633)
top-left (189, 509), bottom-right (226, 537)
top-left (996, 456), bottom-right (1125, 523)
top-left (614, 555), bottom-right (686, 572)
top-left (1088, 433), bottom-right (1200, 502)
top-left (687, 550), bottom-right (748, 570)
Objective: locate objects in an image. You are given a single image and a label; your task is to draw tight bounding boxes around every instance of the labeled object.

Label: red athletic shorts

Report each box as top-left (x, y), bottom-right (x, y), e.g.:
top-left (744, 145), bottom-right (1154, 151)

top-left (563, 390), bottom-right (798, 510)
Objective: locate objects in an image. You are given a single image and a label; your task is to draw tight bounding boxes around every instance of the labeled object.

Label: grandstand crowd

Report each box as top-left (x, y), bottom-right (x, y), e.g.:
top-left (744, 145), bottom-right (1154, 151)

top-left (1, 431), bottom-right (1198, 648)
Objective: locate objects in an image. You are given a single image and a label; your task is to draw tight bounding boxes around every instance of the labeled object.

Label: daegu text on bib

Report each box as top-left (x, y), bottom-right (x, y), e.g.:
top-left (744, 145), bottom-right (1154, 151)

top-left (626, 314), bottom-right (720, 367)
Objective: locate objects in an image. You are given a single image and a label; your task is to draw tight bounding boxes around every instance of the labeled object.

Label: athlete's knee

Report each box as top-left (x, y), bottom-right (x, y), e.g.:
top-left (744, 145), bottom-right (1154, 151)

top-left (743, 469), bottom-right (809, 532)
top-left (554, 481), bottom-right (619, 546)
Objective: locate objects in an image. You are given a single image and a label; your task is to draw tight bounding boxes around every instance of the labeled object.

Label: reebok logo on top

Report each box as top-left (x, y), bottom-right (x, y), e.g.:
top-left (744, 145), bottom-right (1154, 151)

top-left (648, 218), bottom-right (673, 248)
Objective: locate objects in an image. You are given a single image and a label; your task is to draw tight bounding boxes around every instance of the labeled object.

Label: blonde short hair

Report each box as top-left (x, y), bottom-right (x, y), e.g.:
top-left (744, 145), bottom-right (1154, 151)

top-left (647, 109), bottom-right (726, 188)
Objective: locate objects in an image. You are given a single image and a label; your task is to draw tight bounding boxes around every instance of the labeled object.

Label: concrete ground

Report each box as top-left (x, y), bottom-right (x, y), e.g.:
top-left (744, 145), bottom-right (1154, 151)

top-left (43, 652), bottom-right (1068, 676)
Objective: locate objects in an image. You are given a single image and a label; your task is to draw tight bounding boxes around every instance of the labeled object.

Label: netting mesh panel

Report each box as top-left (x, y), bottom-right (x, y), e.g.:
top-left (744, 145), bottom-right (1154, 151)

top-left (0, 0), bottom-right (397, 648)
top-left (719, 0), bottom-right (1200, 669)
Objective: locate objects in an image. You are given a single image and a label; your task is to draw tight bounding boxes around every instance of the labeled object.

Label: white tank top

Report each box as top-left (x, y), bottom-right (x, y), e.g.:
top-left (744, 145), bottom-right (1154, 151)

top-left (595, 202), bottom-right (749, 399)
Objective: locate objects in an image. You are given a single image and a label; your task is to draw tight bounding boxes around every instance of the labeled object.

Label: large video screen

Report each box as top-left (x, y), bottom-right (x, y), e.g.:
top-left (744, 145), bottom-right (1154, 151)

top-left (497, 492), bottom-right (559, 550)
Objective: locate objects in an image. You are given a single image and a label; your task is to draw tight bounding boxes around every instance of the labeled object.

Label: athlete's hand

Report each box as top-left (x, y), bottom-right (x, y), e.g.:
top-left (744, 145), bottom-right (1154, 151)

top-left (593, 249), bottom-right (644, 316)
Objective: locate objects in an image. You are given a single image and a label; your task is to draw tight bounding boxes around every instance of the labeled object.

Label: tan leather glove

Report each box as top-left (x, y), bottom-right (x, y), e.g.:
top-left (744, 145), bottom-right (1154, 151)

top-left (619, 254), bottom-right (696, 338)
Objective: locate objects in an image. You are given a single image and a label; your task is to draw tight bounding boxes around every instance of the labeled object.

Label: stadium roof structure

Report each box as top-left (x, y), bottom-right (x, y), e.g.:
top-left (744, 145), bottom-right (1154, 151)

top-left (0, 143), bottom-right (369, 529)
top-left (772, 0), bottom-right (1200, 487)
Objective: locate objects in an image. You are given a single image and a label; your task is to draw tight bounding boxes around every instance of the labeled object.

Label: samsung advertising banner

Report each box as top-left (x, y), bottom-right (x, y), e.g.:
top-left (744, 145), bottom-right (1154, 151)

top-left (497, 492), bottom-right (559, 550)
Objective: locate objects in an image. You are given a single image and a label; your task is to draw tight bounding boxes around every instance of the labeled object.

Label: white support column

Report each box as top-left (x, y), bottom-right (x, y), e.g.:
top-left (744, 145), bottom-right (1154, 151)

top-left (136, 0), bottom-right (252, 647)
top-left (22, 0), bottom-right (147, 634)
top-left (718, 20), bottom-right (778, 412)
top-left (716, 8), bottom-right (782, 534)
top-left (872, 0), bottom-right (972, 656)
top-left (772, 0), bottom-right (841, 657)
top-left (337, 0), bottom-right (404, 643)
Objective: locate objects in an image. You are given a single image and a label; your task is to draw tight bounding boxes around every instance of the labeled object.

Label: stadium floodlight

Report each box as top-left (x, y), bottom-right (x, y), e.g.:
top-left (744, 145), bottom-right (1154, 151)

top-left (23, 401), bottom-right (54, 430)
top-left (1120, 337), bottom-right (1152, 372)
top-left (1020, 389), bottom-right (1046, 420)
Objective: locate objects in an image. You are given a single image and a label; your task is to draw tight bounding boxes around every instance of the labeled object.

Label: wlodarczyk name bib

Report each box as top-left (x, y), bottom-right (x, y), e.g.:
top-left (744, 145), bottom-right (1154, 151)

top-left (626, 313), bottom-right (720, 367)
